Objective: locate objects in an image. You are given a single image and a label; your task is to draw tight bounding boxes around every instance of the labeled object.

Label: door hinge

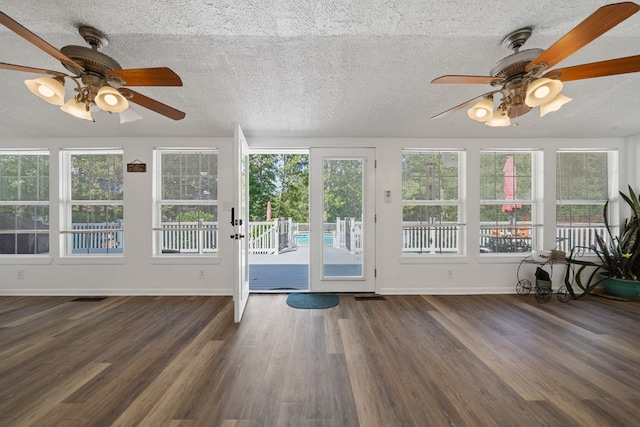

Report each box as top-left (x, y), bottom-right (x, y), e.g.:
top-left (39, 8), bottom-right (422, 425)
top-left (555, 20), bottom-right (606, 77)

top-left (374, 268), bottom-right (377, 277)
top-left (374, 214), bottom-right (377, 223)
top-left (374, 159), bottom-right (377, 168)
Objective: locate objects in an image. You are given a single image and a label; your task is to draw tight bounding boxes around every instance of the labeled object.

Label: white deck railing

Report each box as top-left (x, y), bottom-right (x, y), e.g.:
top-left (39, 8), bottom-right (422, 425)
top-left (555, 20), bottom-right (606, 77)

top-left (70, 222), bottom-right (608, 255)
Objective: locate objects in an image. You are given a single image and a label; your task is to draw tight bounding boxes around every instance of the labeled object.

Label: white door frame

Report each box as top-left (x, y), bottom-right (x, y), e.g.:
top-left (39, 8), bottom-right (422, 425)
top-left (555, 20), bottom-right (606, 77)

top-left (309, 147), bottom-right (376, 293)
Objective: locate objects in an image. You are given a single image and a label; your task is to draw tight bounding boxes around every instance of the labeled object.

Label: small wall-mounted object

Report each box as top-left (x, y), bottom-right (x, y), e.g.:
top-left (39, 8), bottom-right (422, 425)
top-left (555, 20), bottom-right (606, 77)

top-left (127, 159), bottom-right (147, 173)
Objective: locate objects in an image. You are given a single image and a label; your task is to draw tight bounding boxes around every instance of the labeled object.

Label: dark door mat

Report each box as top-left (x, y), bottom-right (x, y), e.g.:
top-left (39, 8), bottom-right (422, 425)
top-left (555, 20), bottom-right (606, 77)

top-left (71, 297), bottom-right (108, 302)
top-left (354, 295), bottom-right (386, 301)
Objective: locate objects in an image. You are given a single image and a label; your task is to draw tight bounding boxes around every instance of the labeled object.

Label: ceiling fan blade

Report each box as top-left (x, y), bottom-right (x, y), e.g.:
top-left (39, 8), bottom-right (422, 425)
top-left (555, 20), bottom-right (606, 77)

top-left (0, 12), bottom-right (85, 72)
top-left (107, 67), bottom-right (183, 86)
top-left (432, 75), bottom-right (505, 85)
top-left (0, 62), bottom-right (67, 77)
top-left (526, 2), bottom-right (640, 73)
top-left (544, 55), bottom-right (640, 81)
top-left (119, 88), bottom-right (185, 120)
top-left (431, 90), bottom-right (501, 120)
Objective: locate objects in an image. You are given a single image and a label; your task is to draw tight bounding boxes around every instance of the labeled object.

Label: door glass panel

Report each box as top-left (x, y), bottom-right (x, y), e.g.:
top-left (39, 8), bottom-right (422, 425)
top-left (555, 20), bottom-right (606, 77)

top-left (322, 158), bottom-right (363, 278)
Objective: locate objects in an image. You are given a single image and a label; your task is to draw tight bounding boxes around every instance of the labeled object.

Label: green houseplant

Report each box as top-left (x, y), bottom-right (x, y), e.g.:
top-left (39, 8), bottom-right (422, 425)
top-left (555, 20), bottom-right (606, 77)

top-left (594, 185), bottom-right (640, 300)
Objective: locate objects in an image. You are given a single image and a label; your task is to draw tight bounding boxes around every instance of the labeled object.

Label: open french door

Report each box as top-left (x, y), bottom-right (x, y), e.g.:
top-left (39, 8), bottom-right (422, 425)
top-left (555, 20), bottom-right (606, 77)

top-left (232, 123), bottom-right (250, 322)
top-left (310, 148), bottom-right (376, 293)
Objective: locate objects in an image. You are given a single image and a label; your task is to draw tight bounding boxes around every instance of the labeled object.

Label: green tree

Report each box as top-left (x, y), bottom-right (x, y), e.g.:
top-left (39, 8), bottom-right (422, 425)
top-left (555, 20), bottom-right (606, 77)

top-left (249, 154), bottom-right (278, 221)
top-left (249, 154), bottom-right (309, 222)
top-left (323, 159), bottom-right (362, 222)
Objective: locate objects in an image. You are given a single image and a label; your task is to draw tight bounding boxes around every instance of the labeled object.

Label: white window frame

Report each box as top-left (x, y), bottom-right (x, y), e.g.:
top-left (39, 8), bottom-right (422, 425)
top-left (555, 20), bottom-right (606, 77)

top-left (153, 148), bottom-right (219, 256)
top-left (60, 149), bottom-right (124, 257)
top-left (0, 149), bottom-right (50, 256)
top-left (401, 149), bottom-right (466, 255)
top-left (556, 149), bottom-right (618, 255)
top-left (479, 149), bottom-right (542, 255)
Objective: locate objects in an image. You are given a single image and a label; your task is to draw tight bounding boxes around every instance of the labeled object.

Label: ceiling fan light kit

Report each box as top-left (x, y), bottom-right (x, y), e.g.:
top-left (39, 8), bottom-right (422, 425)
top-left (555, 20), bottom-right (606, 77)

top-left (524, 78), bottom-right (564, 107)
top-left (61, 98), bottom-right (93, 121)
top-left (24, 77), bottom-right (66, 106)
top-left (485, 109), bottom-right (511, 127)
top-left (95, 86), bottom-right (129, 113)
top-left (467, 97), bottom-right (494, 122)
top-left (430, 2), bottom-right (640, 127)
top-left (539, 93), bottom-right (573, 117)
top-left (0, 12), bottom-right (185, 122)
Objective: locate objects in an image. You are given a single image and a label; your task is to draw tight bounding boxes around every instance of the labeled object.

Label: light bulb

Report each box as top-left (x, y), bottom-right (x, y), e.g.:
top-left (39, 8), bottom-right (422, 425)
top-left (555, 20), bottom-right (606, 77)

top-left (38, 85), bottom-right (55, 98)
top-left (534, 86), bottom-right (550, 99)
top-left (104, 94), bottom-right (118, 106)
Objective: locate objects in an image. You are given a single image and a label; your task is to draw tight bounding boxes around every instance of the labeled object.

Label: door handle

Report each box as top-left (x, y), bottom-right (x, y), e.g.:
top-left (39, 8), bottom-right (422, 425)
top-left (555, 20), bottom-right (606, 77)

top-left (230, 207), bottom-right (235, 226)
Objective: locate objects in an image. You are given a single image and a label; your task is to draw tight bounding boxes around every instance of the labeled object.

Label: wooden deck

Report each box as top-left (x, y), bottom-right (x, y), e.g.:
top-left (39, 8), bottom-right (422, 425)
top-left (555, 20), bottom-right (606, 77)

top-left (249, 246), bottom-right (363, 291)
top-left (1, 293), bottom-right (639, 426)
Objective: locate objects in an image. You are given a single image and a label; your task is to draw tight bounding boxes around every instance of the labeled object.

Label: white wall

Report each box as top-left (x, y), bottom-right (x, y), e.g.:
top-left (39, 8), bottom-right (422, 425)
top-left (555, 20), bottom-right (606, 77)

top-left (0, 137), bottom-right (235, 296)
top-left (0, 135), bottom-right (633, 296)
top-left (251, 136), bottom-right (628, 295)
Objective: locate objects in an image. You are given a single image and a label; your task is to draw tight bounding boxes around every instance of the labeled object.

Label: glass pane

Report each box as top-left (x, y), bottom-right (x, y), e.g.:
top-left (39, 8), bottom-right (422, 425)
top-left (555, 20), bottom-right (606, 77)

top-left (323, 159), bottom-right (363, 277)
top-left (556, 152), bottom-right (608, 201)
top-left (480, 152), bottom-right (532, 201)
top-left (555, 204), bottom-right (606, 253)
top-left (480, 204), bottom-right (532, 254)
top-left (402, 151), bottom-right (458, 201)
top-left (69, 204), bottom-right (123, 254)
top-left (158, 204), bottom-right (218, 254)
top-left (0, 232), bottom-right (49, 254)
top-left (161, 151), bottom-right (218, 201)
top-left (71, 152), bottom-right (123, 201)
top-left (402, 205), bottom-right (460, 254)
top-left (0, 152), bottom-right (48, 202)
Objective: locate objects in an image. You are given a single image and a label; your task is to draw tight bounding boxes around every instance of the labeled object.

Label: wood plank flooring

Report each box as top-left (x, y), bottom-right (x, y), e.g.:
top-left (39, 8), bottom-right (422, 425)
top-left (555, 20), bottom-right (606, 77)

top-left (1, 293), bottom-right (639, 426)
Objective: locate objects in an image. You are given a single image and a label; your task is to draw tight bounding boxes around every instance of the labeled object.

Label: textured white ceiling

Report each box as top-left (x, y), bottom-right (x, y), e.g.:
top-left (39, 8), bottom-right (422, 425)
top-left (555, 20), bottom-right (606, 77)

top-left (1, 0), bottom-right (640, 139)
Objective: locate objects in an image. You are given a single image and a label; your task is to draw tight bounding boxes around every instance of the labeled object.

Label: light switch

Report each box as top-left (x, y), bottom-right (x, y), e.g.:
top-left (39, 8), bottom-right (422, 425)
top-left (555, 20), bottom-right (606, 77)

top-left (384, 190), bottom-right (391, 203)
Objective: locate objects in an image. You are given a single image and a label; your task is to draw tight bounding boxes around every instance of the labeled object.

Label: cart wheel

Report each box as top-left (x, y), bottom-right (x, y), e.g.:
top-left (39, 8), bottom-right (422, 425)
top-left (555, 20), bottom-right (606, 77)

top-left (516, 279), bottom-right (532, 295)
top-left (557, 286), bottom-right (572, 303)
top-left (535, 288), bottom-right (552, 303)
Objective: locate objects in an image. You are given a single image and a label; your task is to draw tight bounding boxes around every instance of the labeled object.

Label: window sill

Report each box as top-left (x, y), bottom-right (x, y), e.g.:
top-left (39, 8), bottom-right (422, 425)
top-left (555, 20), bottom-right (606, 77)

top-left (0, 256), bottom-right (52, 265)
top-left (476, 254), bottom-right (529, 264)
top-left (56, 256), bottom-right (128, 265)
top-left (149, 255), bottom-right (222, 265)
top-left (398, 255), bottom-right (470, 264)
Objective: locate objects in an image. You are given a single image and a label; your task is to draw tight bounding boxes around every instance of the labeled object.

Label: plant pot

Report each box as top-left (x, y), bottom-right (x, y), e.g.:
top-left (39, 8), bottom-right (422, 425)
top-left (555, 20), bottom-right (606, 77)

top-left (598, 274), bottom-right (640, 301)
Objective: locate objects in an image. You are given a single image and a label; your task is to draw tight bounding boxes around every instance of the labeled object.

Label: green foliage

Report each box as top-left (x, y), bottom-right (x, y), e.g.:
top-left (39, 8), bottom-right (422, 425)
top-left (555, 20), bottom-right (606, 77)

top-left (71, 153), bottom-right (123, 201)
top-left (323, 159), bottom-right (362, 221)
top-left (595, 186), bottom-right (640, 280)
top-left (249, 154), bottom-right (309, 222)
top-left (175, 211), bottom-right (215, 222)
top-left (0, 153), bottom-right (49, 201)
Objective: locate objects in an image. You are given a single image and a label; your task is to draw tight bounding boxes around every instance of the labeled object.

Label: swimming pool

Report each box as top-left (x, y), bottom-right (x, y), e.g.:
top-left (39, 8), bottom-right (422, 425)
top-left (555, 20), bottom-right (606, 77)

top-left (296, 233), bottom-right (334, 246)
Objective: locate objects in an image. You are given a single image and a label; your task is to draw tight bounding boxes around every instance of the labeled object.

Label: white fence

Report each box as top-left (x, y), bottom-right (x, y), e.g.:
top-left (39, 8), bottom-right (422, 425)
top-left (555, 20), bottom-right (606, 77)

top-left (402, 223), bottom-right (608, 254)
top-left (71, 222), bottom-right (607, 255)
top-left (158, 222), bottom-right (218, 254)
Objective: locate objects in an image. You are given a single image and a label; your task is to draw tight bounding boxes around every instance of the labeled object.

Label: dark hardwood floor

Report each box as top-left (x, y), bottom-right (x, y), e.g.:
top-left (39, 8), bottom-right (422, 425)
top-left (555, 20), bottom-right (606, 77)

top-left (0, 293), bottom-right (639, 426)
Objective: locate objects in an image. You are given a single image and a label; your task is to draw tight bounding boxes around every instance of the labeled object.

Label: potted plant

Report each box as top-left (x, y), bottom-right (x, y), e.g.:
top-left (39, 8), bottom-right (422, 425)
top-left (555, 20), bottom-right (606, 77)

top-left (594, 185), bottom-right (640, 300)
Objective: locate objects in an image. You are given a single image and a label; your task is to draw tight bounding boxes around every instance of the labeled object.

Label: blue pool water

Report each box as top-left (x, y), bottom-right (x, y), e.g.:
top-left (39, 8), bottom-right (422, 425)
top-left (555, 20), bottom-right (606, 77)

top-left (296, 233), bottom-right (333, 246)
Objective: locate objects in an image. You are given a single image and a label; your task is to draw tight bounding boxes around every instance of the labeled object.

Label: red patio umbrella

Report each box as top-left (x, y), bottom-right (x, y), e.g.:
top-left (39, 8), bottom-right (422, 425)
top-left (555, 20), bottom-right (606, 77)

top-left (266, 201), bottom-right (272, 221)
top-left (502, 156), bottom-right (521, 216)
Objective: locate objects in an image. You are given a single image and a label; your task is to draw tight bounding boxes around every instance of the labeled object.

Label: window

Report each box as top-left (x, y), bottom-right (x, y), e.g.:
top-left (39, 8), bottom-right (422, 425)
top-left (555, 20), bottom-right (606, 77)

top-left (0, 150), bottom-right (49, 255)
top-left (556, 150), bottom-right (615, 253)
top-left (61, 150), bottom-right (124, 255)
top-left (154, 149), bottom-right (218, 255)
top-left (480, 150), bottom-right (539, 254)
top-left (402, 150), bottom-right (464, 254)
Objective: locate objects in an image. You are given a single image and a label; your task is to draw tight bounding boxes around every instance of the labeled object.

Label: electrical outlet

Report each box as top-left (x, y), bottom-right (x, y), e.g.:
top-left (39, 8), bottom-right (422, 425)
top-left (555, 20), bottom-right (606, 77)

top-left (199, 270), bottom-right (205, 279)
top-left (17, 269), bottom-right (24, 280)
top-left (447, 269), bottom-right (453, 279)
